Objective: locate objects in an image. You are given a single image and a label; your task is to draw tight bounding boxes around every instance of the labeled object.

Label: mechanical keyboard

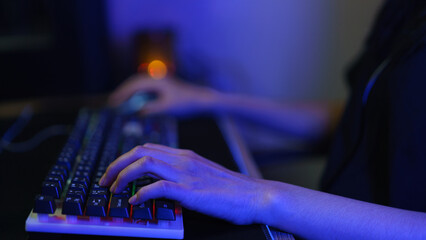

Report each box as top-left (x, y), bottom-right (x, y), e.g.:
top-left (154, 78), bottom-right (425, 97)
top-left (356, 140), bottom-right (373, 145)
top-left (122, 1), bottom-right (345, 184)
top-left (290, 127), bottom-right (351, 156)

top-left (25, 109), bottom-right (183, 239)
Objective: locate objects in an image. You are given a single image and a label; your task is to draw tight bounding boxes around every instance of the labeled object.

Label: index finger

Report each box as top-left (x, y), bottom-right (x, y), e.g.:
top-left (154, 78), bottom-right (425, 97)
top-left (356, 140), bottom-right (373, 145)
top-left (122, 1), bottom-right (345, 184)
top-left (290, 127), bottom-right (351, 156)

top-left (99, 145), bottom-right (182, 186)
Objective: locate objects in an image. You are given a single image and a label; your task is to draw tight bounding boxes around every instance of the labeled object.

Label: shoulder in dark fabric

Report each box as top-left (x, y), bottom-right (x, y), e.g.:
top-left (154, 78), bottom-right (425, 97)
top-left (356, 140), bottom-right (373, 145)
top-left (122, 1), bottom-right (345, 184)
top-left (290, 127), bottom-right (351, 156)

top-left (321, 0), bottom-right (426, 212)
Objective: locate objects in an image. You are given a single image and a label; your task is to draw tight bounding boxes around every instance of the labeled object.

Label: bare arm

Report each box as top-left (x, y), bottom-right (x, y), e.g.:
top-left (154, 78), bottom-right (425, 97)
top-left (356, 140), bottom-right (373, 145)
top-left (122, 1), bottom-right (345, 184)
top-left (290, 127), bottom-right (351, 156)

top-left (263, 180), bottom-right (426, 240)
top-left (211, 92), bottom-right (342, 140)
top-left (109, 75), bottom-right (343, 141)
top-left (99, 143), bottom-right (426, 240)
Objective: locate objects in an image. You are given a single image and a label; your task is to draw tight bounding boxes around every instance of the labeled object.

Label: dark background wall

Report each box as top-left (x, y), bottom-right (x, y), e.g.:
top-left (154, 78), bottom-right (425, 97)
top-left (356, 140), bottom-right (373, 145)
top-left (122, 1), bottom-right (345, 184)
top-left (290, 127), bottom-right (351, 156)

top-left (0, 0), bottom-right (111, 101)
top-left (0, 0), bottom-right (384, 103)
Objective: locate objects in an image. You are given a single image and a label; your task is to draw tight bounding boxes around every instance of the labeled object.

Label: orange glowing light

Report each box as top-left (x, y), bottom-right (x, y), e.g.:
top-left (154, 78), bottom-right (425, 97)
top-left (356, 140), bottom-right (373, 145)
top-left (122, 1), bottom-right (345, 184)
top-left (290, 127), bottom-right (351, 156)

top-left (147, 60), bottom-right (167, 80)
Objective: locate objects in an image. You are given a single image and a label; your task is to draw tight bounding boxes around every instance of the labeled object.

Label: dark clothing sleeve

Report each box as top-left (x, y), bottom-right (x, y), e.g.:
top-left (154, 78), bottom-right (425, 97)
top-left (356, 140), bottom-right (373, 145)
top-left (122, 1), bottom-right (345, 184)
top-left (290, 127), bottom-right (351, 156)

top-left (321, 0), bottom-right (426, 212)
top-left (321, 44), bottom-right (426, 212)
top-left (386, 46), bottom-right (426, 211)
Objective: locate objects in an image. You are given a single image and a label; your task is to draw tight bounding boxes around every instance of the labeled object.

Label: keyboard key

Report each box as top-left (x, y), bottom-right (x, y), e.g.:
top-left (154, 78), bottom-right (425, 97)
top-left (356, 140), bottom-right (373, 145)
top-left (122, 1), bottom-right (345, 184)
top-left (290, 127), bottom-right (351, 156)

top-left (66, 189), bottom-right (86, 202)
top-left (69, 183), bottom-right (88, 194)
top-left (113, 186), bottom-right (131, 198)
top-left (91, 183), bottom-right (102, 189)
top-left (72, 177), bottom-right (89, 188)
top-left (132, 200), bottom-right (153, 220)
top-left (78, 161), bottom-right (95, 169)
top-left (86, 197), bottom-right (107, 217)
top-left (76, 164), bottom-right (92, 172)
top-left (91, 183), bottom-right (109, 191)
top-left (93, 177), bottom-right (101, 183)
top-left (48, 170), bottom-right (66, 182)
top-left (94, 171), bottom-right (104, 179)
top-left (74, 171), bottom-right (90, 180)
top-left (42, 181), bottom-right (61, 199)
top-left (45, 176), bottom-right (63, 191)
top-left (109, 197), bottom-right (130, 218)
top-left (96, 165), bottom-right (107, 172)
top-left (135, 177), bottom-right (152, 187)
top-left (34, 195), bottom-right (56, 214)
top-left (155, 200), bottom-right (175, 220)
top-left (51, 165), bottom-right (68, 178)
top-left (89, 189), bottom-right (109, 201)
top-left (62, 197), bottom-right (84, 215)
top-left (57, 157), bottom-right (72, 170)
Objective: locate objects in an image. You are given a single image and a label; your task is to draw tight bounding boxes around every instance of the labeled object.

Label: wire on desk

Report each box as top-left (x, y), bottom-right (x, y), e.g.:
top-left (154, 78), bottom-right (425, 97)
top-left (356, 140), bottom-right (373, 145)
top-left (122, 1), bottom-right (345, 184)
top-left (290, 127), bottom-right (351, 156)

top-left (0, 105), bottom-right (33, 155)
top-left (1, 124), bottom-right (71, 153)
top-left (0, 105), bottom-right (71, 154)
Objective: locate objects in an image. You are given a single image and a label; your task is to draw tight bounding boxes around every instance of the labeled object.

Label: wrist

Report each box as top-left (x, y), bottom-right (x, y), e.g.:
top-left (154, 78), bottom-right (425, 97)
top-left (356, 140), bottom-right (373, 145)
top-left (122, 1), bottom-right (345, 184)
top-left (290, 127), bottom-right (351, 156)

top-left (207, 90), bottom-right (243, 115)
top-left (197, 87), bottom-right (224, 113)
top-left (253, 179), bottom-right (282, 225)
top-left (254, 180), bottom-right (295, 228)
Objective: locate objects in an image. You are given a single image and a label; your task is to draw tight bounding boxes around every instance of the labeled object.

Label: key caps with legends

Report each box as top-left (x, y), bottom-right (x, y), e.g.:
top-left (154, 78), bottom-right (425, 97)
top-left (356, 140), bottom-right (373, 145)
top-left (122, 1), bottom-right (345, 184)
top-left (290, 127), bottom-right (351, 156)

top-left (109, 197), bottom-right (130, 218)
top-left (86, 197), bottom-right (107, 217)
top-left (62, 197), bottom-right (84, 215)
top-left (156, 200), bottom-right (176, 220)
top-left (34, 195), bottom-right (56, 214)
top-left (41, 181), bottom-right (61, 199)
top-left (132, 200), bottom-right (153, 220)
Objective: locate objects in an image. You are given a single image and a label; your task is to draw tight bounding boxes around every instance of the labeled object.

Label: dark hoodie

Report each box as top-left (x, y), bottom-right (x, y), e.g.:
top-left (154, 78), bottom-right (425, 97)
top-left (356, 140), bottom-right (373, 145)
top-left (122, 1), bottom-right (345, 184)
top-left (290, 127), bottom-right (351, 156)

top-left (321, 0), bottom-right (426, 212)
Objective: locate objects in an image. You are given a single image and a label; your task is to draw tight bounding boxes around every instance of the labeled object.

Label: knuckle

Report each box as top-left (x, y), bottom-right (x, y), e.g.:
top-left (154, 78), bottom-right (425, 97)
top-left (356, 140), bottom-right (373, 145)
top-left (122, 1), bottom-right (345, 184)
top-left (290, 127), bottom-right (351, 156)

top-left (143, 156), bottom-right (154, 164)
top-left (116, 171), bottom-right (125, 183)
top-left (179, 156), bottom-right (199, 173)
top-left (105, 164), bottom-right (114, 175)
top-left (180, 149), bottom-right (195, 157)
top-left (132, 145), bottom-right (144, 154)
top-left (143, 143), bottom-right (153, 148)
top-left (158, 180), bottom-right (171, 193)
top-left (135, 158), bottom-right (145, 168)
top-left (137, 156), bottom-right (153, 168)
top-left (134, 189), bottom-right (141, 198)
top-left (148, 155), bottom-right (157, 164)
top-left (183, 159), bottom-right (196, 172)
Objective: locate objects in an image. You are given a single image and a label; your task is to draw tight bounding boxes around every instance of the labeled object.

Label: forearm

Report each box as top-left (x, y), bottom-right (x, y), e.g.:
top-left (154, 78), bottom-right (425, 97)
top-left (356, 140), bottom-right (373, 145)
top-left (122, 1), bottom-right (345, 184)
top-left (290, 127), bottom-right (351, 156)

top-left (259, 180), bottom-right (426, 239)
top-left (207, 91), bottom-right (342, 141)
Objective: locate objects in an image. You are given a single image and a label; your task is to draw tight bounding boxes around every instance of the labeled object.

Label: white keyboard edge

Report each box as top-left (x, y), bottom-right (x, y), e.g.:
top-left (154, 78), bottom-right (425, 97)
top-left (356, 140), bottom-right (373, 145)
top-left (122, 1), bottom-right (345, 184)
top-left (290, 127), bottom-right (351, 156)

top-left (25, 205), bottom-right (183, 239)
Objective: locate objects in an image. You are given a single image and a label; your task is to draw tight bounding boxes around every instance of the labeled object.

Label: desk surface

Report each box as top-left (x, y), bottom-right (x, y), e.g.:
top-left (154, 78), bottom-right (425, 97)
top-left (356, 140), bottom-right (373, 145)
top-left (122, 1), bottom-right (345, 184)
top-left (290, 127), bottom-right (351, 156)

top-left (0, 109), bottom-right (269, 240)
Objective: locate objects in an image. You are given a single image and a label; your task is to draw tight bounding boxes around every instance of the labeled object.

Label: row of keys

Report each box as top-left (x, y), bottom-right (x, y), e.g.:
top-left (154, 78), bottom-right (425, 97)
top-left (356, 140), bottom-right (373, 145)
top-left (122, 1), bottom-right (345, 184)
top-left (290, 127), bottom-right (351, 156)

top-left (62, 111), bottom-right (111, 215)
top-left (82, 115), bottom-right (124, 217)
top-left (59, 178), bottom-right (175, 220)
top-left (34, 112), bottom-right (176, 221)
top-left (40, 111), bottom-right (90, 201)
top-left (35, 111), bottom-right (90, 213)
top-left (34, 194), bottom-right (175, 220)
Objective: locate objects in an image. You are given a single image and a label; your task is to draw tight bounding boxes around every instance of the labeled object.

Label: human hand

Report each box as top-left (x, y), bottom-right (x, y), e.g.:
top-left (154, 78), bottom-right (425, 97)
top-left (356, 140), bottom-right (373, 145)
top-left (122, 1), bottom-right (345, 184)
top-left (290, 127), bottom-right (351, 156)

top-left (108, 75), bottom-right (218, 116)
top-left (99, 143), bottom-right (271, 225)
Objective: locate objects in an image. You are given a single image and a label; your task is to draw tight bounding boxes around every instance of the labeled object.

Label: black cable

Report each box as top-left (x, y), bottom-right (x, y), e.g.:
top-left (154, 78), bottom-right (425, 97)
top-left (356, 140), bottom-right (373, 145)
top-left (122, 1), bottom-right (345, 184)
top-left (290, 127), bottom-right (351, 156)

top-left (0, 105), bottom-right (33, 155)
top-left (0, 124), bottom-right (71, 153)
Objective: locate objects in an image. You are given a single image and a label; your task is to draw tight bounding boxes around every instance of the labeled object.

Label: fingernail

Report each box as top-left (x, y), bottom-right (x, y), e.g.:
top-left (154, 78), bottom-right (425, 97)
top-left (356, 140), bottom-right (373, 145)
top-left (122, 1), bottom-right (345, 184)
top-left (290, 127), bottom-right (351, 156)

top-left (99, 176), bottom-right (105, 186)
top-left (129, 195), bottom-right (137, 205)
top-left (110, 183), bottom-right (116, 193)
